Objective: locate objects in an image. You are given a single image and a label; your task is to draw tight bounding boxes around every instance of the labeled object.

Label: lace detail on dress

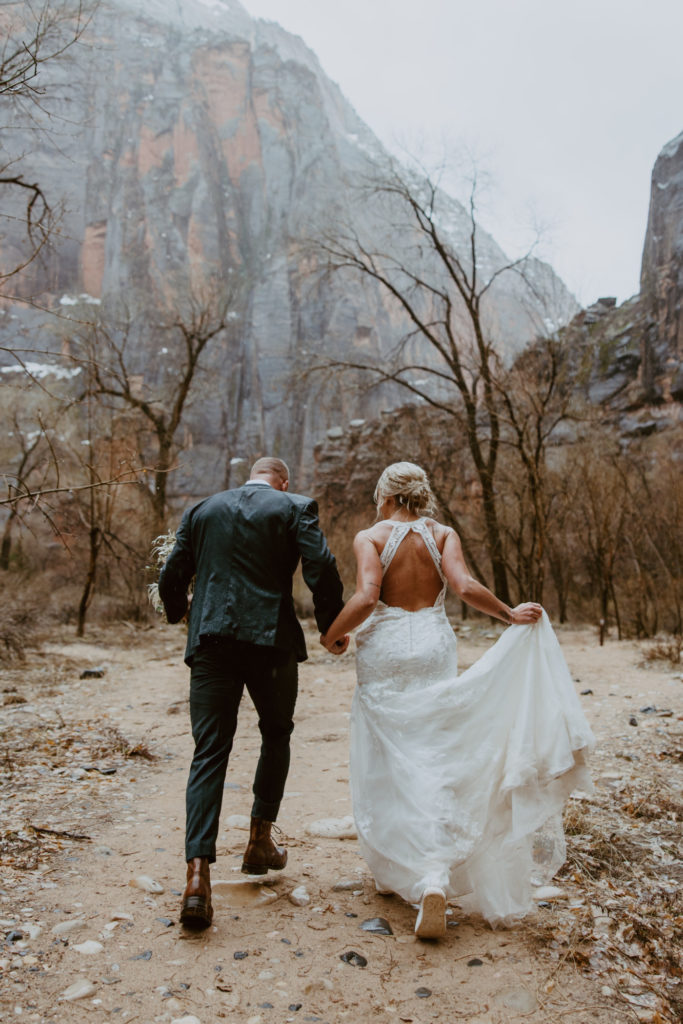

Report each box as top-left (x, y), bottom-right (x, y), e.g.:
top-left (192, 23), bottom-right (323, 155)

top-left (351, 590), bottom-right (595, 924)
top-left (380, 518), bottom-right (447, 605)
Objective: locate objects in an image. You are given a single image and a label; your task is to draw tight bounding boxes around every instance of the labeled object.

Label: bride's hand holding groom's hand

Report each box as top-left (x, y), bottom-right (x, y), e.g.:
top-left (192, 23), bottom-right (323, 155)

top-left (320, 633), bottom-right (350, 655)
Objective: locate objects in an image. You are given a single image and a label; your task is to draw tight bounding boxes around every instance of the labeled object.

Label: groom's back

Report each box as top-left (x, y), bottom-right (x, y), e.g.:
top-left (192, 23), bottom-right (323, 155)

top-left (160, 476), bottom-right (343, 665)
top-left (181, 481), bottom-right (333, 661)
top-left (191, 484), bottom-right (301, 595)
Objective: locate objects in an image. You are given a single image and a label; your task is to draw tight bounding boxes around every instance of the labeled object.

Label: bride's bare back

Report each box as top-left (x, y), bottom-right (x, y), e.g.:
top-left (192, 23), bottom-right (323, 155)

top-left (319, 465), bottom-right (544, 654)
top-left (367, 518), bottom-right (447, 611)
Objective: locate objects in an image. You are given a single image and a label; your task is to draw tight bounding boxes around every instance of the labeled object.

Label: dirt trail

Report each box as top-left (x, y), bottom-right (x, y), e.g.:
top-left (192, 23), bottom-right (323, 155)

top-left (0, 621), bottom-right (681, 1024)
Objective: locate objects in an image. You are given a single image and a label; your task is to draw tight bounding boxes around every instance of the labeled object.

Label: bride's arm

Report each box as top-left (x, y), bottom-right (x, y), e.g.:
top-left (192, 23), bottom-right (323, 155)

top-left (320, 531), bottom-right (382, 650)
top-left (441, 529), bottom-right (542, 625)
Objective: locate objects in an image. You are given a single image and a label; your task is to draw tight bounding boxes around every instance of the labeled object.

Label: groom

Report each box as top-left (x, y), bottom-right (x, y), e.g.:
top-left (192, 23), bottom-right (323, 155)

top-left (159, 457), bottom-right (347, 929)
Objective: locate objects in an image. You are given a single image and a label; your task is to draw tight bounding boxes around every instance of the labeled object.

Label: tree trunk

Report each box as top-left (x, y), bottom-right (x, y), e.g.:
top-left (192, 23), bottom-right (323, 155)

top-left (153, 433), bottom-right (173, 536)
top-left (77, 526), bottom-right (100, 637)
top-left (0, 508), bottom-right (18, 571)
top-left (480, 474), bottom-right (510, 605)
top-left (610, 579), bottom-right (622, 641)
top-left (599, 584), bottom-right (609, 646)
top-left (0, 524), bottom-right (13, 572)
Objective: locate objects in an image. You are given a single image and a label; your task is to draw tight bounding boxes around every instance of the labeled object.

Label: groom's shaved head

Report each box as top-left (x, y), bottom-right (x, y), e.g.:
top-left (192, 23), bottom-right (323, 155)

top-left (250, 457), bottom-right (289, 484)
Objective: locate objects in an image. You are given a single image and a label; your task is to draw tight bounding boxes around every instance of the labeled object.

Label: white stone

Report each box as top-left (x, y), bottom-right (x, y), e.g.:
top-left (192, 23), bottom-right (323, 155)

top-left (130, 875), bottom-right (164, 894)
top-left (224, 814), bottom-right (251, 830)
top-left (171, 1017), bottom-right (202, 1024)
top-left (303, 978), bottom-right (334, 994)
top-left (72, 940), bottom-right (104, 955)
top-left (288, 885), bottom-right (310, 907)
top-left (532, 885), bottom-right (567, 901)
top-left (305, 816), bottom-right (357, 839)
top-left (109, 911), bottom-right (134, 922)
top-left (22, 924), bottom-right (42, 940)
top-left (51, 919), bottom-right (86, 937)
top-left (492, 987), bottom-right (538, 1013)
top-left (60, 979), bottom-right (97, 1001)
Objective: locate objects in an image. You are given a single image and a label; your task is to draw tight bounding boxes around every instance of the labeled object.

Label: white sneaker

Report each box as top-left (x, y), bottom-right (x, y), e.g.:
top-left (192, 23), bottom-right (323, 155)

top-left (415, 887), bottom-right (447, 939)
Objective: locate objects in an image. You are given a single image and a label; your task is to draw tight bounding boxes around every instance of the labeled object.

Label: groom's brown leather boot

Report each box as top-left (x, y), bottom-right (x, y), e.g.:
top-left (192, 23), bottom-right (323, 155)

top-left (179, 856), bottom-right (213, 930)
top-left (241, 817), bottom-right (288, 875)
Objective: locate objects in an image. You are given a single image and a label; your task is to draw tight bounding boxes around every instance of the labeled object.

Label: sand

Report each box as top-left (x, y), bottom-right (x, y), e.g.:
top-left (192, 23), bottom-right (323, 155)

top-left (0, 619), bottom-right (680, 1023)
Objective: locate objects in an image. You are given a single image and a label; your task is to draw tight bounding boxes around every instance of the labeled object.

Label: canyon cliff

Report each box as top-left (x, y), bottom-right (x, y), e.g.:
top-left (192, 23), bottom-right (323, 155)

top-left (0, 0), bottom-right (575, 496)
top-left (640, 130), bottom-right (683, 401)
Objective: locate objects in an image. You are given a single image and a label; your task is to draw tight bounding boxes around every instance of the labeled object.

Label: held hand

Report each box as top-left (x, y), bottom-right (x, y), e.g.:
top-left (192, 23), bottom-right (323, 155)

top-left (320, 633), bottom-right (350, 655)
top-left (509, 602), bottom-right (543, 625)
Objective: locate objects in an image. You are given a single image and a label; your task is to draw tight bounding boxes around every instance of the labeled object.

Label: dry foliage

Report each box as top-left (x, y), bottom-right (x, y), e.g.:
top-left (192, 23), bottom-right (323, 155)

top-left (0, 595), bottom-right (43, 662)
top-left (641, 636), bottom-right (683, 667)
top-left (528, 772), bottom-right (683, 1022)
top-left (0, 653), bottom-right (158, 870)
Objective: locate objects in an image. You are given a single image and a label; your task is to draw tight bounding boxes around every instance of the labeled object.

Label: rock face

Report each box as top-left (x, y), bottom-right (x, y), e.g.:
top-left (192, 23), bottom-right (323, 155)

top-left (0, 0), bottom-right (576, 495)
top-left (541, 131), bottom-right (683, 416)
top-left (640, 131), bottom-right (683, 400)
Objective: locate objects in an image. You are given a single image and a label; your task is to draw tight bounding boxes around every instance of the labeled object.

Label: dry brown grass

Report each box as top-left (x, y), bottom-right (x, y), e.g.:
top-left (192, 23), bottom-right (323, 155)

top-left (0, 602), bottom-right (40, 662)
top-left (640, 635), bottom-right (683, 667)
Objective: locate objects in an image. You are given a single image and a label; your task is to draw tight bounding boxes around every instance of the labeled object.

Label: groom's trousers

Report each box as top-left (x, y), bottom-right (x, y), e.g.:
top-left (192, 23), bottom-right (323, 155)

top-left (184, 635), bottom-right (298, 863)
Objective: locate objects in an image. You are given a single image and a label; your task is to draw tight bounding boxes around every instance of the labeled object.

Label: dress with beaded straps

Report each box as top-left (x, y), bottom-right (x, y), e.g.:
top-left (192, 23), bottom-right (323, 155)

top-left (349, 518), bottom-right (594, 926)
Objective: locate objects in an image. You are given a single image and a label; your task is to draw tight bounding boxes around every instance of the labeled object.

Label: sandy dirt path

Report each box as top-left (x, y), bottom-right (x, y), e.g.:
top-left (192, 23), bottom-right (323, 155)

top-left (0, 620), bottom-right (681, 1023)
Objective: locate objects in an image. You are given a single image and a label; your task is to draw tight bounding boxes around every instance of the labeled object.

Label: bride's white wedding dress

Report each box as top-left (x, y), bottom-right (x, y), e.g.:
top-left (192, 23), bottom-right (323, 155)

top-left (349, 519), bottom-right (595, 927)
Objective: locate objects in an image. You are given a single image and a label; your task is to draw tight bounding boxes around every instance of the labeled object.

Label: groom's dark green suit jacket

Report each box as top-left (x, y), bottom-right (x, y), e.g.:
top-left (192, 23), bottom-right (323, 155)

top-left (158, 481), bottom-right (344, 666)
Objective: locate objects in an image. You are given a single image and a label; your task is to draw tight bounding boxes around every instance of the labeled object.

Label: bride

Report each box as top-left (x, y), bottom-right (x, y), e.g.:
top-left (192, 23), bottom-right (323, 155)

top-left (320, 462), bottom-right (594, 938)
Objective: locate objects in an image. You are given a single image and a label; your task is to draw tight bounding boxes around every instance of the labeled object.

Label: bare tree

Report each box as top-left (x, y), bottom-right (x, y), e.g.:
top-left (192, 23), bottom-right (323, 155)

top-left (68, 393), bottom-right (146, 636)
top-left (0, 0), bottom-right (93, 287)
top-left (0, 363), bottom-right (80, 568)
top-left (495, 337), bottom-right (586, 602)
top-left (314, 162), bottom-right (568, 604)
top-left (70, 282), bottom-right (241, 534)
top-left (1, 408), bottom-right (52, 569)
top-left (619, 453), bottom-right (683, 637)
top-left (572, 443), bottom-right (629, 644)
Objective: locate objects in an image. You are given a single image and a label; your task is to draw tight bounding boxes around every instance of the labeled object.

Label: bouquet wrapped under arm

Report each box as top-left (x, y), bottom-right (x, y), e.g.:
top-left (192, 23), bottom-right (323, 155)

top-left (147, 530), bottom-right (181, 615)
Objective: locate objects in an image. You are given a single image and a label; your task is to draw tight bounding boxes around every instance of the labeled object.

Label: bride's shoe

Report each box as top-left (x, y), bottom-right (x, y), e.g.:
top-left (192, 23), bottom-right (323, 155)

top-left (415, 887), bottom-right (447, 939)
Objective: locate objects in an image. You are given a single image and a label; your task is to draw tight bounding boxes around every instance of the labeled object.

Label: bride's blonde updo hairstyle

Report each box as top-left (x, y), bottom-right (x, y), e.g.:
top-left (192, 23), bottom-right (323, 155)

top-left (373, 462), bottom-right (438, 518)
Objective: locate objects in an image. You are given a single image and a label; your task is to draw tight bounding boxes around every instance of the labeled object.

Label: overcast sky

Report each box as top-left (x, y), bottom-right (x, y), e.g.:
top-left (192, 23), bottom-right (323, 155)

top-left (241, 0), bottom-right (682, 306)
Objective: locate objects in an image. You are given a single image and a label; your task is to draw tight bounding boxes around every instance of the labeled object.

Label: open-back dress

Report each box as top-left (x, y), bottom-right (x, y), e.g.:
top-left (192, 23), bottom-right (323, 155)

top-left (349, 518), bottom-right (594, 926)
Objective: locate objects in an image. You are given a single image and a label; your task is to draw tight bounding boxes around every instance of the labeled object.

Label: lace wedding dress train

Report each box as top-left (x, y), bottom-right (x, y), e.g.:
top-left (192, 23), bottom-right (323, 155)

top-left (349, 519), bottom-right (594, 927)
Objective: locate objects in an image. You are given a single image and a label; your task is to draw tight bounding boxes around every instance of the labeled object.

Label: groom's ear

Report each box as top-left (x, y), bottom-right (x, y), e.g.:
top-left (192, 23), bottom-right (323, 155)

top-left (281, 479), bottom-right (289, 492)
